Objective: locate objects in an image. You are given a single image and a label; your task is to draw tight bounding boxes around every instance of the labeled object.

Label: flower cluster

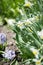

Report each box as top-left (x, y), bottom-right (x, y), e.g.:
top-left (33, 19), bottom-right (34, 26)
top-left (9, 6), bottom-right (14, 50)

top-left (2, 50), bottom-right (16, 60)
top-left (0, 33), bottom-right (7, 44)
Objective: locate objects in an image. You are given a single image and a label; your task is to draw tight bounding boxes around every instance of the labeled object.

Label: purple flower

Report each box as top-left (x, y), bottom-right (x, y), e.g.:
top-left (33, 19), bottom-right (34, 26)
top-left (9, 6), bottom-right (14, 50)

top-left (2, 50), bottom-right (16, 60)
top-left (0, 33), bottom-right (7, 44)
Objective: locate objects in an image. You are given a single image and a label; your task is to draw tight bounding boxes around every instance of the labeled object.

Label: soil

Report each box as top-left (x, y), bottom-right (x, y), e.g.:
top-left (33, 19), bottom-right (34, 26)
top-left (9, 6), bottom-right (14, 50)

top-left (0, 25), bottom-right (17, 50)
top-left (0, 25), bottom-right (17, 65)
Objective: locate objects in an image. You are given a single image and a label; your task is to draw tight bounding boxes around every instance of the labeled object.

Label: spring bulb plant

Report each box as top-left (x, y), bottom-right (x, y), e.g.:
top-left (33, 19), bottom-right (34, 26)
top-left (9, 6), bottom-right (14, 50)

top-left (5, 16), bottom-right (43, 65)
top-left (0, 0), bottom-right (43, 65)
top-left (11, 16), bottom-right (43, 65)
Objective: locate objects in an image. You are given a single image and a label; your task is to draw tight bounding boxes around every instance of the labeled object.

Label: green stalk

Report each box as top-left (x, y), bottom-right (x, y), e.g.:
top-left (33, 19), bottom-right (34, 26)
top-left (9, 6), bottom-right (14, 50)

top-left (0, 51), bottom-right (5, 54)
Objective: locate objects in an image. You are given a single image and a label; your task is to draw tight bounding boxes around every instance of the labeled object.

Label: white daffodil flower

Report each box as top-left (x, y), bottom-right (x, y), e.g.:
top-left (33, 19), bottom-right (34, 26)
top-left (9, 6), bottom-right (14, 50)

top-left (30, 47), bottom-right (39, 59)
top-left (29, 16), bottom-right (39, 22)
top-left (0, 33), bottom-right (7, 44)
top-left (29, 17), bottom-right (35, 22)
top-left (37, 29), bottom-right (43, 39)
top-left (36, 60), bottom-right (41, 65)
top-left (5, 18), bottom-right (15, 26)
top-left (17, 21), bottom-right (24, 29)
top-left (33, 59), bottom-right (41, 65)
top-left (2, 50), bottom-right (15, 60)
top-left (24, 19), bottom-right (32, 25)
top-left (24, 0), bottom-right (33, 7)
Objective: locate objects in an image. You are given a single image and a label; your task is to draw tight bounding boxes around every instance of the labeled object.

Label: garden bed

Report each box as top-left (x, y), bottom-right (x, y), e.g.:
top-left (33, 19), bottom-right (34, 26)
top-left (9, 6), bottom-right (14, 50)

top-left (0, 25), bottom-right (17, 65)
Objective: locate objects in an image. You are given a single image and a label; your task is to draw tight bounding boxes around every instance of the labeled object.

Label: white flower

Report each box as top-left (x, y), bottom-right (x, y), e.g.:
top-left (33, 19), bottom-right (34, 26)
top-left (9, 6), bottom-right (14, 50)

top-left (29, 16), bottom-right (39, 22)
top-left (29, 17), bottom-right (35, 22)
top-left (5, 18), bottom-right (15, 26)
top-left (30, 47), bottom-right (39, 59)
top-left (17, 21), bottom-right (24, 29)
top-left (0, 33), bottom-right (6, 44)
top-left (33, 59), bottom-right (41, 65)
top-left (2, 50), bottom-right (15, 60)
top-left (36, 60), bottom-right (41, 65)
top-left (37, 29), bottom-right (43, 39)
top-left (24, 0), bottom-right (33, 7)
top-left (24, 19), bottom-right (32, 25)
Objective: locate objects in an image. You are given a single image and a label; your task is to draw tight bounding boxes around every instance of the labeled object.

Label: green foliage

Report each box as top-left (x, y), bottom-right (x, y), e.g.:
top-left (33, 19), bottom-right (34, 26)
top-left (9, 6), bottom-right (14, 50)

top-left (0, 0), bottom-right (43, 65)
top-left (11, 15), bottom-right (43, 65)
